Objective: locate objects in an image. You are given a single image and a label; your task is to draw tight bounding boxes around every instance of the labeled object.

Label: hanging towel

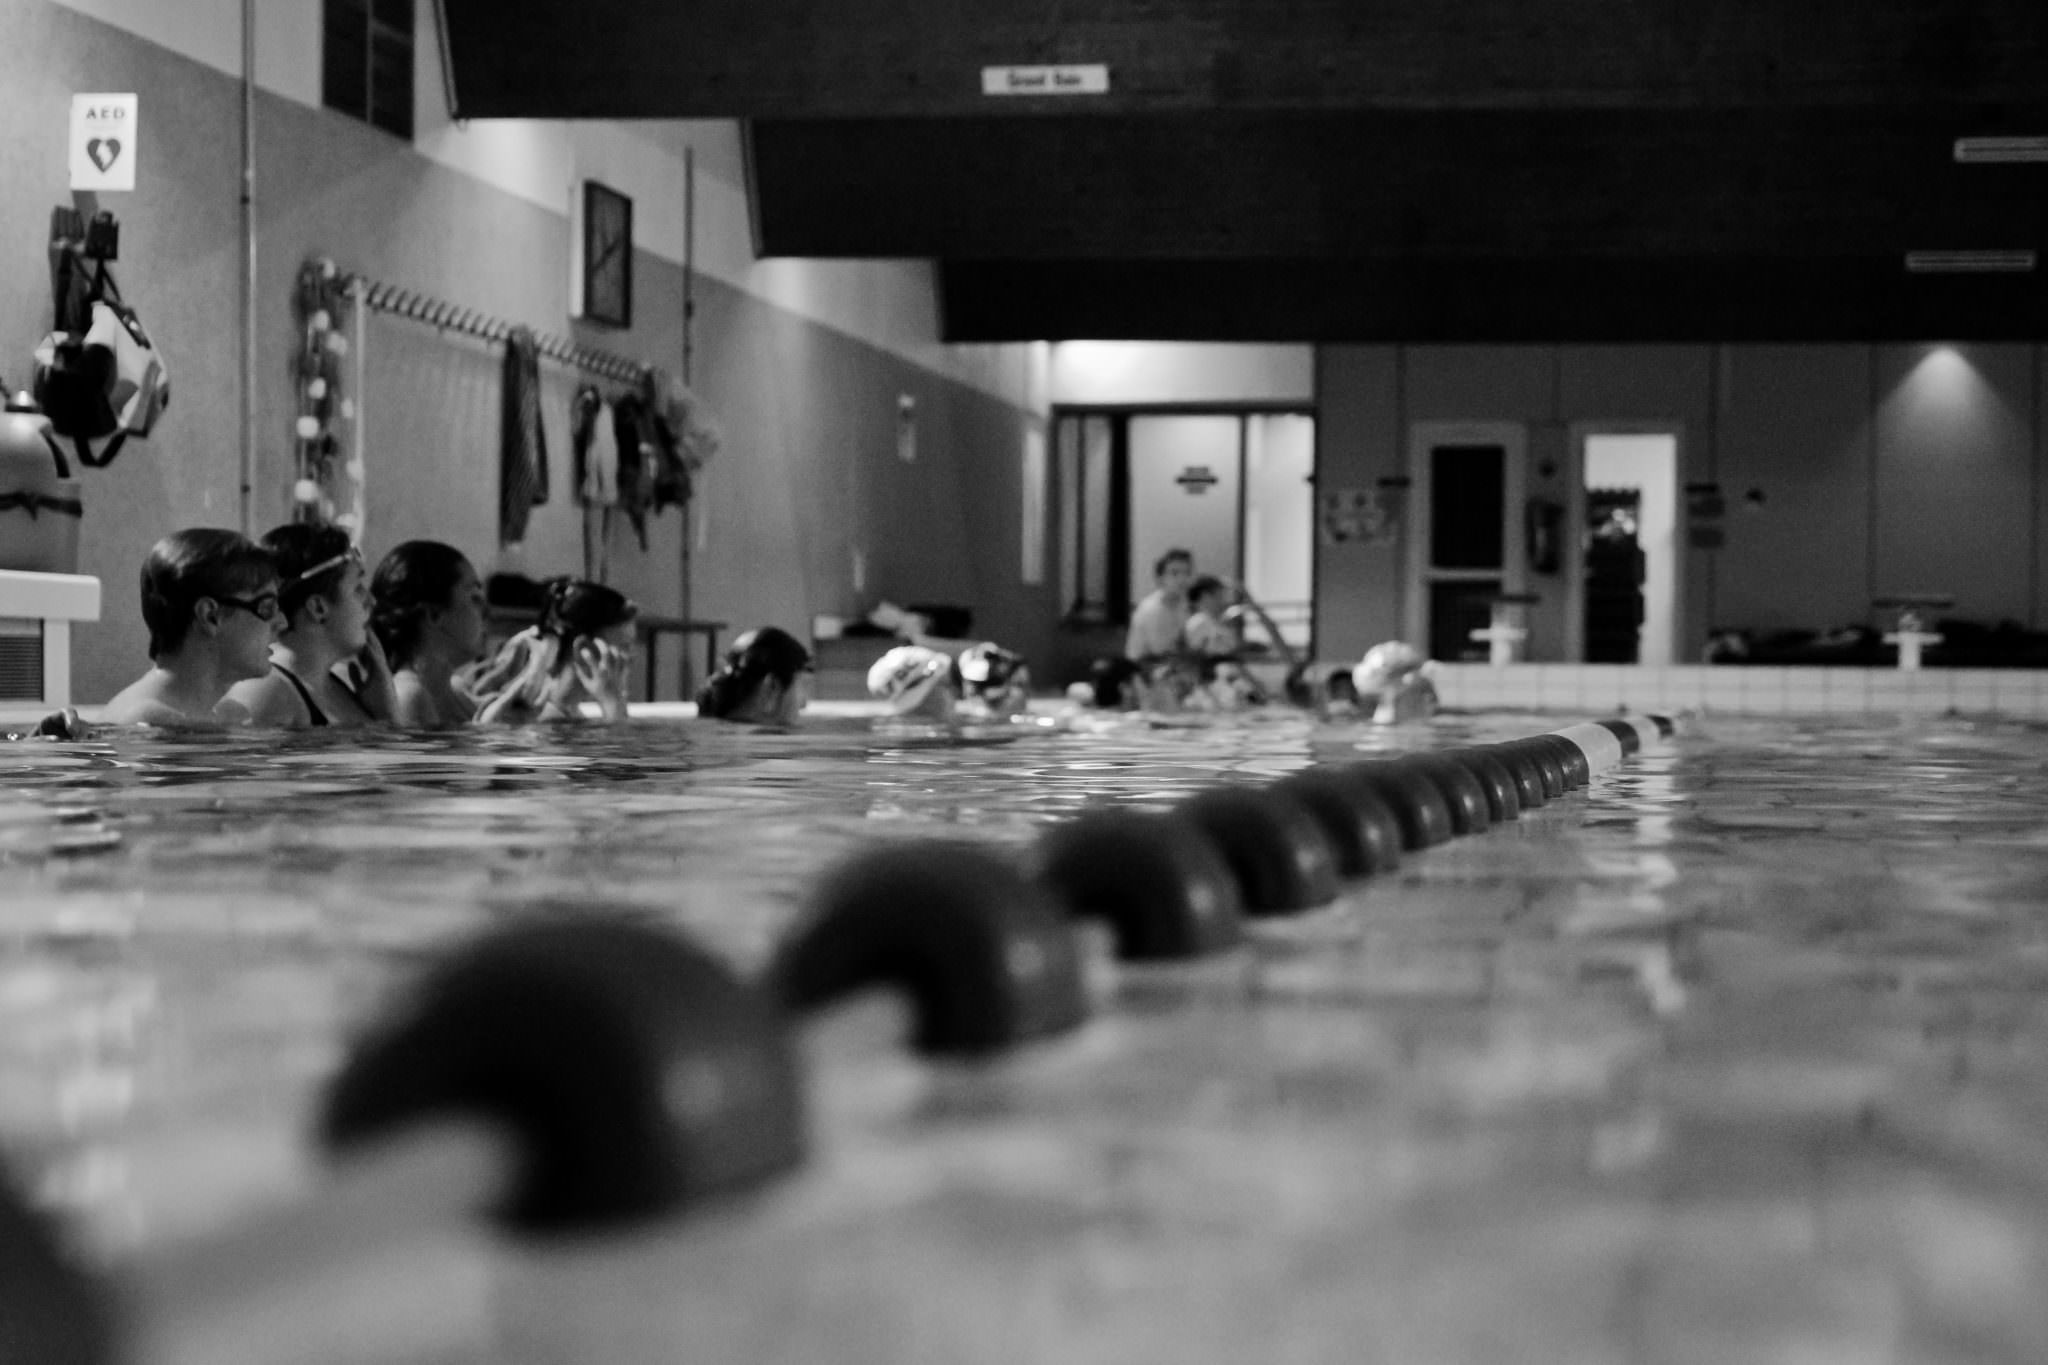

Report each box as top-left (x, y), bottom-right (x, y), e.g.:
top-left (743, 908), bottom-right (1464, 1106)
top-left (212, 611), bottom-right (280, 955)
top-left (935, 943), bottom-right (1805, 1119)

top-left (571, 383), bottom-right (618, 507)
top-left (610, 388), bottom-right (655, 550)
top-left (499, 326), bottom-right (548, 544)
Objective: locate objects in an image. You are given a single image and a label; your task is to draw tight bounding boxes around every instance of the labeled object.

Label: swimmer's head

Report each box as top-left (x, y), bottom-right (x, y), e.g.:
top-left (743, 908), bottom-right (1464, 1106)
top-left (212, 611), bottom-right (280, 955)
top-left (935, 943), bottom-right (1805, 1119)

top-left (371, 540), bottom-right (485, 668)
top-left (697, 626), bottom-right (813, 724)
top-left (1352, 641), bottom-right (1428, 696)
top-left (538, 579), bottom-right (637, 649)
top-left (1186, 574), bottom-right (1229, 617)
top-left (139, 528), bottom-right (279, 666)
top-left (957, 642), bottom-right (1026, 696)
top-left (1087, 656), bottom-right (1145, 710)
top-left (868, 644), bottom-right (956, 719)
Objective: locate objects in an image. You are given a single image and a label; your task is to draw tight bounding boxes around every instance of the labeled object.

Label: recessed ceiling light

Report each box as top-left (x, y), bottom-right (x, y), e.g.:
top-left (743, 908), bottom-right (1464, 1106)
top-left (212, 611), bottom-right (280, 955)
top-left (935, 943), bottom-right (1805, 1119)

top-left (1904, 249), bottom-right (2038, 273)
top-left (1954, 136), bottom-right (2048, 164)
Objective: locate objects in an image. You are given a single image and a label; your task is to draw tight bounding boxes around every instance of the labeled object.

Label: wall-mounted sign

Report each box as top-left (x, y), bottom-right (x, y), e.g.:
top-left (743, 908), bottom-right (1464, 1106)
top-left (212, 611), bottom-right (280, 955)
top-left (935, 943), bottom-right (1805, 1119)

top-left (1320, 487), bottom-right (1400, 546)
top-left (981, 64), bottom-right (1111, 96)
top-left (1175, 465), bottom-right (1220, 494)
top-left (70, 93), bottom-right (138, 192)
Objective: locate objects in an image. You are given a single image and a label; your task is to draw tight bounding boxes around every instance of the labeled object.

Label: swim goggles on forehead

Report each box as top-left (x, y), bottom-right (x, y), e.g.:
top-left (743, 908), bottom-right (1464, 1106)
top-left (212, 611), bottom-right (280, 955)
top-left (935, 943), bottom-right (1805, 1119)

top-left (282, 543), bottom-right (363, 588)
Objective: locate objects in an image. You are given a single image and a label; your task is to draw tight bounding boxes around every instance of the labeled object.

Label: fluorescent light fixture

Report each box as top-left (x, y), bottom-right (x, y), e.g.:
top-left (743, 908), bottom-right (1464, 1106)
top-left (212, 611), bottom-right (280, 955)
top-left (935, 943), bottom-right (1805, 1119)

top-left (1954, 136), bottom-right (2048, 164)
top-left (1904, 249), bottom-right (2038, 273)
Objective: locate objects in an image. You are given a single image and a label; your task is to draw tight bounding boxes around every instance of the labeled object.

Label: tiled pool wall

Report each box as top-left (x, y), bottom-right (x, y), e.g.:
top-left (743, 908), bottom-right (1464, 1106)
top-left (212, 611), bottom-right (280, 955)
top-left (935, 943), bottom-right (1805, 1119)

top-left (1432, 662), bottom-right (2048, 716)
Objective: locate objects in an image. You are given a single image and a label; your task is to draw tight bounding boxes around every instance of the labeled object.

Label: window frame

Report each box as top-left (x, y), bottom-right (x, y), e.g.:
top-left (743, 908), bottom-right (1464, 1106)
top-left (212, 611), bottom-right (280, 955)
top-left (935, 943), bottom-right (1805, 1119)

top-left (323, 0), bottom-right (417, 141)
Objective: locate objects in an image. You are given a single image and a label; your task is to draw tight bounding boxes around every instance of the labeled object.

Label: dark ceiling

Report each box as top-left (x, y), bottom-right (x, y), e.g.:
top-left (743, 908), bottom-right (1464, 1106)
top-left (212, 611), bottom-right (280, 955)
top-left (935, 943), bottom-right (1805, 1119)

top-left (437, 0), bottom-right (2048, 342)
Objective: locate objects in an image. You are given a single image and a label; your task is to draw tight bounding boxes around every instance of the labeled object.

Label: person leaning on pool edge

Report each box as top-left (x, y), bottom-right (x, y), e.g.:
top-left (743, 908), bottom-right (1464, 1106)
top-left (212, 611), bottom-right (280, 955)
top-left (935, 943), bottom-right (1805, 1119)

top-left (695, 627), bottom-right (814, 725)
top-left (369, 540), bottom-right (488, 728)
top-left (225, 523), bottom-right (391, 728)
top-left (99, 529), bottom-right (282, 727)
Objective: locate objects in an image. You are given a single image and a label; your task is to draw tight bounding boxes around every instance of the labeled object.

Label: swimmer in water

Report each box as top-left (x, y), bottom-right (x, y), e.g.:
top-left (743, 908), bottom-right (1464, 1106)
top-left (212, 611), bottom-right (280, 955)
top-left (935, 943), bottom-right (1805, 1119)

top-left (1353, 641), bottom-right (1438, 724)
top-left (369, 540), bottom-right (489, 728)
top-left (695, 626), bottom-right (814, 725)
top-left (225, 524), bottom-right (391, 728)
top-left (468, 577), bottom-right (637, 723)
top-left (99, 528), bottom-right (282, 728)
top-left (867, 644), bottom-right (959, 722)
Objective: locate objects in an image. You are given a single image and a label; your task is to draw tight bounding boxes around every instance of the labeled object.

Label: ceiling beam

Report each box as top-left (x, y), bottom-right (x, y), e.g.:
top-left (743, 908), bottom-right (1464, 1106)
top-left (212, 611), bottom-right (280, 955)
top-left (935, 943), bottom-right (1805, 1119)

top-left (439, 0), bottom-right (2048, 120)
top-left (751, 110), bottom-right (2048, 260)
top-left (938, 258), bottom-right (2048, 342)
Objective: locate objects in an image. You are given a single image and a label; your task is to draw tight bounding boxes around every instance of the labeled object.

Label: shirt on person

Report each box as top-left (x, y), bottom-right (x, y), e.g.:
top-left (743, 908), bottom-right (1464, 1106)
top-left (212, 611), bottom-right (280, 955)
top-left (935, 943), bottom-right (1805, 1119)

top-left (1125, 590), bottom-right (1189, 660)
top-left (1183, 611), bottom-right (1238, 657)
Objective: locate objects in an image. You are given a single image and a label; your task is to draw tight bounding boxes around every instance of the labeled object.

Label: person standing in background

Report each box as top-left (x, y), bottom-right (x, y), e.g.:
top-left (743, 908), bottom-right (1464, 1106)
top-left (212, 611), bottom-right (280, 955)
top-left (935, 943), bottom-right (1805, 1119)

top-left (1124, 548), bottom-right (1195, 662)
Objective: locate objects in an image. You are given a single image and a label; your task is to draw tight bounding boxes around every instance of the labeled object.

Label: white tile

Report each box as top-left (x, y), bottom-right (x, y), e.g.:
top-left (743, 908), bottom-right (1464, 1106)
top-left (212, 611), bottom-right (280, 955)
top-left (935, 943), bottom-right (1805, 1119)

top-left (1866, 673), bottom-right (1919, 715)
top-left (1537, 665), bottom-right (1582, 710)
top-left (2003, 672), bottom-right (2046, 719)
top-left (1783, 668), bottom-right (1828, 714)
top-left (1702, 668), bottom-right (1747, 709)
top-left (1743, 667), bottom-right (1790, 714)
top-left (1948, 670), bottom-right (1998, 715)
top-left (1579, 665), bottom-right (1625, 711)
top-left (1456, 669), bottom-right (1500, 709)
top-left (1617, 666), bottom-right (1665, 711)
top-left (1486, 670), bottom-right (1527, 709)
top-left (1431, 665), bottom-right (1473, 708)
top-left (1822, 668), bottom-right (1869, 713)
top-left (1663, 666), bottom-right (1709, 710)
top-left (1899, 674), bottom-right (1950, 714)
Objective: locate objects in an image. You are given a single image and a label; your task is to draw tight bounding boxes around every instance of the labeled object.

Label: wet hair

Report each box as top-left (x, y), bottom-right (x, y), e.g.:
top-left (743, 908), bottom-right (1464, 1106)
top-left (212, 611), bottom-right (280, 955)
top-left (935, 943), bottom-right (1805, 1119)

top-left (696, 626), bottom-right (811, 719)
top-left (261, 522), bottom-right (354, 623)
top-left (537, 578), bottom-right (637, 645)
top-left (139, 528), bottom-right (277, 661)
top-left (1154, 548), bottom-right (1194, 579)
top-left (1186, 574), bottom-right (1226, 609)
top-left (1088, 655), bottom-right (1144, 709)
top-left (370, 540), bottom-right (474, 669)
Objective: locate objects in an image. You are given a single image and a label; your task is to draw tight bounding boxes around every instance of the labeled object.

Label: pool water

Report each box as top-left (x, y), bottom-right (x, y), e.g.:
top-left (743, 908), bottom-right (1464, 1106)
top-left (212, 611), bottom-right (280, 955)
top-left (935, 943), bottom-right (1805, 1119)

top-left (7, 709), bottom-right (2048, 1362)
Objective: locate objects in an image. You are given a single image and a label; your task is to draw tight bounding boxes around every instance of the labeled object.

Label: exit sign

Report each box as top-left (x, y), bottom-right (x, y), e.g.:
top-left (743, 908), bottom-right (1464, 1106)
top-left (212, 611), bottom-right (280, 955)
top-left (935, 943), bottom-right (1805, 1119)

top-left (981, 64), bottom-right (1111, 96)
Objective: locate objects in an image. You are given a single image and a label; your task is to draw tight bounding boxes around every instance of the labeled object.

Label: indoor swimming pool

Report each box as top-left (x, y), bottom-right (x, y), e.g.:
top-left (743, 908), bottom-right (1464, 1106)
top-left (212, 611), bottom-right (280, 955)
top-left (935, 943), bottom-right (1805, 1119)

top-left (6, 707), bottom-right (2048, 1363)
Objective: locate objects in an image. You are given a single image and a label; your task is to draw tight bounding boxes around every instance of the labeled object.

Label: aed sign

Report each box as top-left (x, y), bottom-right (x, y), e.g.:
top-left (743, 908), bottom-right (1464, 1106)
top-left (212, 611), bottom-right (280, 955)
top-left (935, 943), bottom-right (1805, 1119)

top-left (71, 93), bottom-right (138, 192)
top-left (980, 64), bottom-right (1110, 96)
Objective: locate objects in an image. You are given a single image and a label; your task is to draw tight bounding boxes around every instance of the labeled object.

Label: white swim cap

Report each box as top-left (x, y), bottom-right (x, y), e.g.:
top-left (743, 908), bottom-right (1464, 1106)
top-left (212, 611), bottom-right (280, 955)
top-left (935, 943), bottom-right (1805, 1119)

top-left (1353, 641), bottom-right (1427, 694)
top-left (868, 645), bottom-right (953, 714)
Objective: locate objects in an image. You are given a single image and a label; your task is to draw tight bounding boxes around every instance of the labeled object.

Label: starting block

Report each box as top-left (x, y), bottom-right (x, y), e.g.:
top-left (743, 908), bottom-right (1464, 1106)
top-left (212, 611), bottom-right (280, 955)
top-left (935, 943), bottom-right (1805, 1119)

top-left (1875, 594), bottom-right (1952, 671)
top-left (1470, 593), bottom-right (1539, 666)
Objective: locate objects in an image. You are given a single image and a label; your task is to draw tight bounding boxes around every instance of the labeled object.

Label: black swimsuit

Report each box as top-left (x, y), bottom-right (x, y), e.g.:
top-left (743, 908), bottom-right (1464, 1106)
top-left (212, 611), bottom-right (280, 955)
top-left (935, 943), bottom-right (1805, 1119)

top-left (273, 665), bottom-right (330, 727)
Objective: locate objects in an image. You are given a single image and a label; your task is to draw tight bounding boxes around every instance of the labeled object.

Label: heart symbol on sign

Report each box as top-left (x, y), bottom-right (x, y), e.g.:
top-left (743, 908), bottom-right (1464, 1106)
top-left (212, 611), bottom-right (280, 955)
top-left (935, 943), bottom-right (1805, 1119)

top-left (87, 138), bottom-right (121, 173)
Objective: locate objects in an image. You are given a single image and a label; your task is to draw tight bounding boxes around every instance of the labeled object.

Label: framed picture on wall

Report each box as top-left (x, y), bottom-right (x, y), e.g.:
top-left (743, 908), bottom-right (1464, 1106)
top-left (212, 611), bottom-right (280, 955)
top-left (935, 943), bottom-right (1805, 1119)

top-left (578, 180), bottom-right (633, 328)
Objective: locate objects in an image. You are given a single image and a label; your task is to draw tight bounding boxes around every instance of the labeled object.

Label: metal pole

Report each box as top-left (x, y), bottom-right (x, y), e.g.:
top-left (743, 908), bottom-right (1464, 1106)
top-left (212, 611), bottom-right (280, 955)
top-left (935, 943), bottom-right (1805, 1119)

top-left (680, 145), bottom-right (695, 649)
top-left (238, 0), bottom-right (258, 533)
top-left (351, 277), bottom-right (368, 542)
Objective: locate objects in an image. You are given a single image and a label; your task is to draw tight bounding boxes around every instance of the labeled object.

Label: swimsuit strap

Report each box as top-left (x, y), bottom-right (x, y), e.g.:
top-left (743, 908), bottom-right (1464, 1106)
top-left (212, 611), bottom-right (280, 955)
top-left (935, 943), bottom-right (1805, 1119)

top-left (334, 670), bottom-right (377, 721)
top-left (272, 664), bottom-right (330, 727)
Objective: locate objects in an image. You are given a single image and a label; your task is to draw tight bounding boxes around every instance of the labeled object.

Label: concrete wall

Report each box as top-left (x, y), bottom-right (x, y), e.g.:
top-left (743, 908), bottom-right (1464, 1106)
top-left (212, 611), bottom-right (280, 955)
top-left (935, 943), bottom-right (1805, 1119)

top-left (1319, 342), bottom-right (2048, 663)
top-left (6, 0), bottom-right (1054, 701)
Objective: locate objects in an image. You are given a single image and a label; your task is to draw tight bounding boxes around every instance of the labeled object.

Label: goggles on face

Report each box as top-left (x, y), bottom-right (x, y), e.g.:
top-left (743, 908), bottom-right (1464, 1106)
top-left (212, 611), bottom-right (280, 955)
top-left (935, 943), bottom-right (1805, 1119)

top-left (214, 590), bottom-right (282, 621)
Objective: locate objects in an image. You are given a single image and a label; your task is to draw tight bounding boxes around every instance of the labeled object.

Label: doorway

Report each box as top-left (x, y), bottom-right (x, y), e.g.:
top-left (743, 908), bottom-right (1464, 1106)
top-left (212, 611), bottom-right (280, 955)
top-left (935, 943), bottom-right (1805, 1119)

top-left (1405, 422), bottom-right (1528, 661)
top-left (1056, 408), bottom-right (1315, 654)
top-left (1576, 430), bottom-right (1679, 665)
